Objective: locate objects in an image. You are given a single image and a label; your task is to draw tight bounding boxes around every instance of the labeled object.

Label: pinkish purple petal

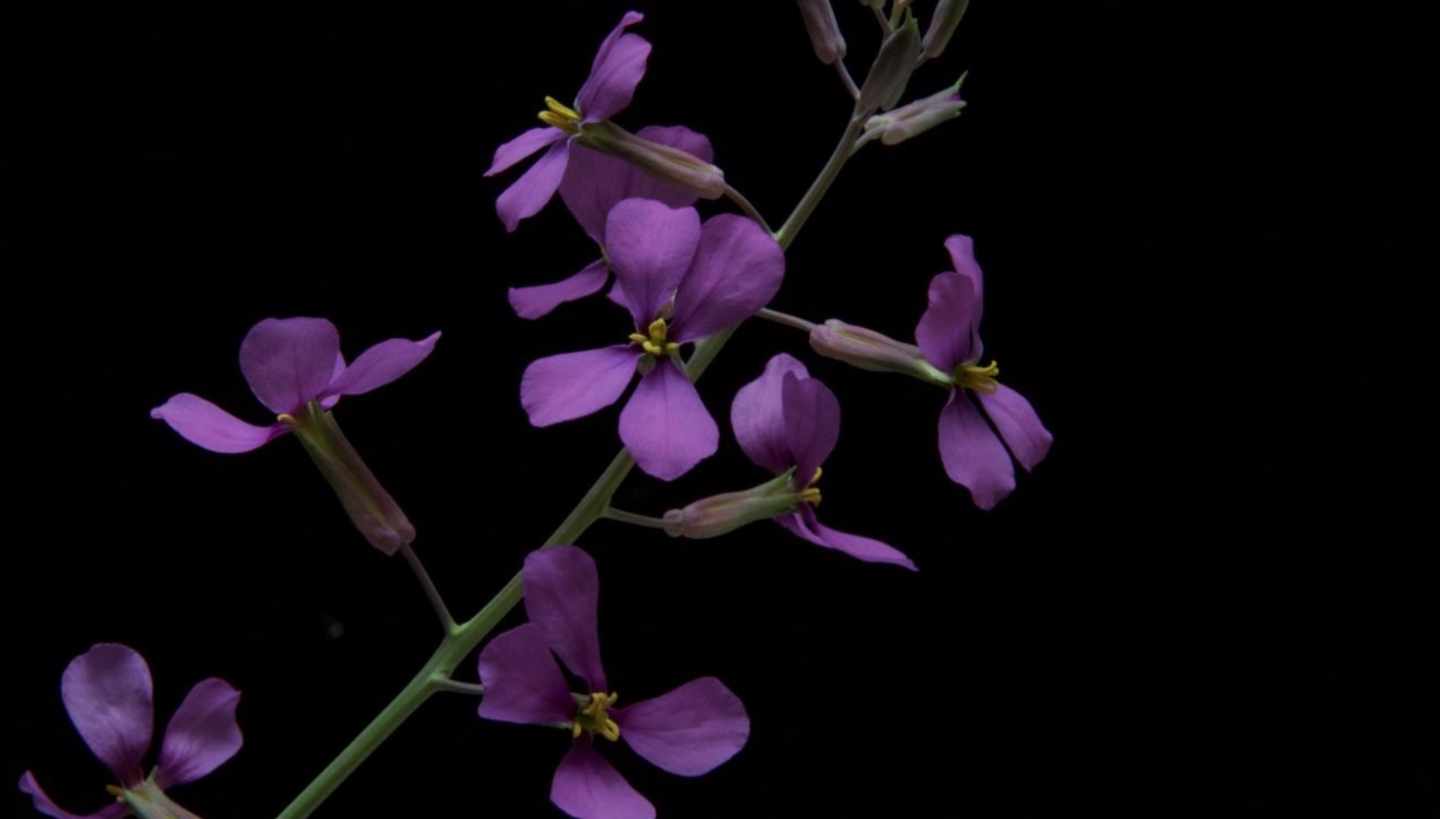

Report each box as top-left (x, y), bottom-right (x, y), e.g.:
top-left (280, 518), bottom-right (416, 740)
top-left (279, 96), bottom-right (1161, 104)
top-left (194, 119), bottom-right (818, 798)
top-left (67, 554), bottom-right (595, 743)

top-left (550, 743), bottom-right (655, 819)
top-left (560, 127), bottom-right (714, 242)
top-left (150, 393), bottom-right (287, 454)
top-left (486, 126), bottom-right (566, 177)
top-left (944, 234), bottom-right (985, 305)
top-left (510, 258), bottom-right (609, 320)
top-left (575, 12), bottom-right (650, 123)
top-left (615, 677), bottom-right (749, 777)
top-left (154, 678), bottom-right (243, 788)
top-left (914, 270), bottom-right (982, 372)
top-left (476, 624), bottom-right (576, 726)
top-left (781, 373), bottom-right (839, 487)
top-left (496, 139), bottom-right (571, 233)
top-left (17, 772), bottom-right (126, 819)
top-left (239, 317), bottom-right (342, 415)
top-left (521, 346), bottom-right (641, 427)
top-left (776, 506), bottom-right (917, 570)
top-left (319, 352), bottom-right (346, 410)
top-left (978, 383), bottom-right (1052, 472)
top-left (619, 361), bottom-right (718, 481)
top-left (604, 199), bottom-right (701, 325)
top-left (670, 214), bottom-right (785, 342)
top-left (323, 332), bottom-right (440, 398)
top-left (60, 643), bottom-right (153, 786)
top-left (938, 390), bottom-right (1015, 510)
top-left (730, 354), bottom-right (810, 475)
top-left (523, 546), bottom-right (608, 692)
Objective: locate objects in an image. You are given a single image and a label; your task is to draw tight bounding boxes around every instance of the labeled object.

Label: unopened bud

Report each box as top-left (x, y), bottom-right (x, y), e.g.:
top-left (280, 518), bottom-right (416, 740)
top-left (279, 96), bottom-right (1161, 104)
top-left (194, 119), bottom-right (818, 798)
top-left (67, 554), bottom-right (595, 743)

top-left (663, 472), bottom-right (803, 540)
top-left (809, 319), bottom-right (954, 387)
top-left (923, 0), bottom-right (971, 60)
top-left (796, 0), bottom-right (847, 65)
top-left (862, 75), bottom-right (966, 145)
top-left (579, 121), bottom-right (726, 200)
top-left (858, 13), bottom-right (922, 114)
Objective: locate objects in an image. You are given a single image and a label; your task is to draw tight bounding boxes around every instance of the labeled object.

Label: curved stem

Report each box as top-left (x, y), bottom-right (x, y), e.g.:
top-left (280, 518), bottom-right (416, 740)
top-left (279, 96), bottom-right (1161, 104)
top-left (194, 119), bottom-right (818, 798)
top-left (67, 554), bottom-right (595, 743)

top-left (834, 60), bottom-right (861, 100)
top-left (723, 183), bottom-right (773, 234)
top-left (755, 307), bottom-right (818, 333)
top-left (430, 678), bottom-right (487, 696)
top-left (398, 543), bottom-right (455, 632)
top-left (603, 507), bottom-right (670, 530)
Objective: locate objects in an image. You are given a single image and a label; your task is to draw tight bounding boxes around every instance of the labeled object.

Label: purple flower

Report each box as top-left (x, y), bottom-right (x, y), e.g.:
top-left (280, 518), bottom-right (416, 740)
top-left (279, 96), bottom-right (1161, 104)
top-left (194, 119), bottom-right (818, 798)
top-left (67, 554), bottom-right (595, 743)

top-left (19, 643), bottom-right (241, 819)
top-left (484, 11), bottom-right (652, 232)
top-left (510, 125), bottom-right (715, 320)
top-left (521, 198), bottom-right (784, 480)
top-left (918, 236), bottom-right (1052, 509)
top-left (477, 546), bottom-right (749, 819)
top-left (722, 354), bottom-right (917, 570)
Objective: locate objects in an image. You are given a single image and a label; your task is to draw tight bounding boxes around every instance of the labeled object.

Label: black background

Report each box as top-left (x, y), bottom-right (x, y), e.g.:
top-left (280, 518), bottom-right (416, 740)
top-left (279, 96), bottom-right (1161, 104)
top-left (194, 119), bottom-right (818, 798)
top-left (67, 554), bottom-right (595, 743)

top-left (9, 2), bottom-right (1431, 818)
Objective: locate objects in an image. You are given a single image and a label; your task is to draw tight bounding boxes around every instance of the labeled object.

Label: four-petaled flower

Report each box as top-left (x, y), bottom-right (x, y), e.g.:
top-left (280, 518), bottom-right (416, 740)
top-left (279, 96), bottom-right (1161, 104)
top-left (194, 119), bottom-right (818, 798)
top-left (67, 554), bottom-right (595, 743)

top-left (19, 643), bottom-right (242, 819)
top-left (477, 546), bottom-right (749, 819)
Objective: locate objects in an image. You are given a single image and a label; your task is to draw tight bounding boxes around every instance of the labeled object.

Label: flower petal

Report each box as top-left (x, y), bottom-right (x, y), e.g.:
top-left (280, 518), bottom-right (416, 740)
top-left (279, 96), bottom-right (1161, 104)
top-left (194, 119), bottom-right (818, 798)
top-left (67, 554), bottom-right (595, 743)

top-left (150, 393), bottom-right (287, 454)
top-left (604, 199), bottom-right (701, 325)
top-left (239, 317), bottom-right (342, 415)
top-left (615, 677), bottom-right (749, 777)
top-left (510, 258), bottom-right (610, 320)
top-left (781, 372), bottom-right (839, 487)
top-left (619, 361), bottom-right (718, 481)
top-left (496, 139), bottom-right (571, 233)
top-left (776, 506), bottom-right (917, 570)
top-left (671, 214), bottom-right (785, 342)
top-left (938, 390), bottom-right (1014, 510)
top-left (154, 678), bottom-right (243, 788)
top-left (550, 743), bottom-right (655, 819)
top-left (17, 772), bottom-right (127, 819)
top-left (944, 234), bottom-right (985, 305)
top-left (559, 127), bottom-right (714, 243)
top-left (521, 346), bottom-right (640, 427)
top-left (323, 331), bottom-right (440, 397)
top-left (978, 383), bottom-right (1053, 472)
top-left (575, 11), bottom-right (650, 123)
top-left (485, 126), bottom-right (566, 177)
top-left (476, 624), bottom-right (576, 726)
top-left (730, 354), bottom-right (809, 475)
top-left (61, 643), bottom-right (154, 786)
top-left (914, 269), bottom-right (982, 372)
top-left (523, 546), bottom-right (607, 692)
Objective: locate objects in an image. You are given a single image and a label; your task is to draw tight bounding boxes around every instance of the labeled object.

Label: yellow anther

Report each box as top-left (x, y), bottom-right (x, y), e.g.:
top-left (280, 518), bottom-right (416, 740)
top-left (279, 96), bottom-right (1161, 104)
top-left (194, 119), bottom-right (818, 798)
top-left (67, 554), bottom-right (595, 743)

top-left (105, 785), bottom-right (126, 799)
top-left (572, 691), bottom-right (622, 742)
top-left (571, 721), bottom-right (583, 739)
top-left (545, 96), bottom-right (581, 120)
top-left (276, 412), bottom-right (297, 427)
top-left (630, 318), bottom-right (676, 358)
top-left (954, 360), bottom-right (1000, 393)
top-left (807, 466), bottom-right (823, 487)
top-left (800, 486), bottom-right (822, 506)
top-left (538, 96), bottom-right (582, 134)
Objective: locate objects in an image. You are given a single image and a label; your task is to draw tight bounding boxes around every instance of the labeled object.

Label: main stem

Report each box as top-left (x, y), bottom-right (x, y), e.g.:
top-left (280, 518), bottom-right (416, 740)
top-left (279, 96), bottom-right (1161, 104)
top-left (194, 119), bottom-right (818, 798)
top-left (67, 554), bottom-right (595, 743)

top-left (275, 111), bottom-right (867, 819)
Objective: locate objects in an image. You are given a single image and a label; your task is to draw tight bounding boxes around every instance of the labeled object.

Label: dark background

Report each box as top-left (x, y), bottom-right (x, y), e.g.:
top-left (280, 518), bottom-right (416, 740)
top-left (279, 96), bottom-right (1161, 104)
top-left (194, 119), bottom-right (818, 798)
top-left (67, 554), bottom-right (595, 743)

top-left (9, 2), bottom-right (1431, 817)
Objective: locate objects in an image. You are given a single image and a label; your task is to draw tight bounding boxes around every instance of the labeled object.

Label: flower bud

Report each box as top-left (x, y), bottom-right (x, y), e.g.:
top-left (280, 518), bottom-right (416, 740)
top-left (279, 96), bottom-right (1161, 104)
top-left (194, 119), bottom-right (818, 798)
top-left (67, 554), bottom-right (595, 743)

top-left (796, 0), bottom-right (847, 65)
top-left (862, 75), bottom-right (967, 145)
top-left (922, 0), bottom-right (971, 60)
top-left (809, 319), bottom-right (954, 387)
top-left (858, 13), bottom-right (923, 114)
top-left (579, 121), bottom-right (726, 200)
top-left (663, 473), bottom-right (803, 540)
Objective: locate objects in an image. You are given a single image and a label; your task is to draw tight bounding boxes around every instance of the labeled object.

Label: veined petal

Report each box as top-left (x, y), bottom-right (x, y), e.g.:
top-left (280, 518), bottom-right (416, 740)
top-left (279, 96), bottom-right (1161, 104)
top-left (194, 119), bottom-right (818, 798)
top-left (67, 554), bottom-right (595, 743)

top-left (978, 383), bottom-right (1053, 472)
top-left (61, 643), bottom-right (154, 786)
top-left (619, 361), bottom-right (718, 481)
top-left (730, 354), bottom-right (809, 475)
top-left (559, 127), bottom-right (714, 243)
top-left (496, 140), bottom-right (571, 233)
top-left (604, 199), bottom-right (701, 325)
top-left (239, 317), bottom-right (341, 415)
top-left (17, 772), bottom-right (127, 819)
top-left (781, 372), bottom-right (839, 487)
top-left (575, 12), bottom-right (650, 123)
top-left (550, 743), bottom-right (655, 819)
top-left (615, 677), bottom-right (749, 777)
top-left (671, 214), bottom-right (784, 342)
top-left (486, 126), bottom-right (566, 177)
top-left (510, 258), bottom-right (610, 320)
top-left (521, 346), bottom-right (640, 427)
top-left (324, 331), bottom-right (440, 397)
top-left (150, 393), bottom-right (287, 454)
top-left (944, 234), bottom-right (985, 306)
top-left (154, 678), bottom-right (243, 788)
top-left (523, 546), bottom-right (607, 692)
top-left (938, 390), bottom-right (1014, 510)
top-left (776, 506), bottom-right (917, 570)
top-left (476, 624), bottom-right (576, 726)
top-left (915, 270), bottom-right (982, 372)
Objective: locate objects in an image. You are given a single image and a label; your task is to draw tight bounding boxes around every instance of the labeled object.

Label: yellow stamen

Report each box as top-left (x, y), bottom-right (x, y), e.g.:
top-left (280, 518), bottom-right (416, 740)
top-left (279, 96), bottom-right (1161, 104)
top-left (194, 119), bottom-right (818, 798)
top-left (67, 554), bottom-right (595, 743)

top-left (105, 785), bottom-right (126, 799)
top-left (276, 412), bottom-right (297, 427)
top-left (538, 95), bottom-right (582, 134)
top-left (545, 96), bottom-right (581, 120)
top-left (800, 486), bottom-right (822, 506)
top-left (630, 318), bottom-right (679, 357)
top-left (954, 360), bottom-right (1000, 393)
top-left (571, 691), bottom-right (622, 742)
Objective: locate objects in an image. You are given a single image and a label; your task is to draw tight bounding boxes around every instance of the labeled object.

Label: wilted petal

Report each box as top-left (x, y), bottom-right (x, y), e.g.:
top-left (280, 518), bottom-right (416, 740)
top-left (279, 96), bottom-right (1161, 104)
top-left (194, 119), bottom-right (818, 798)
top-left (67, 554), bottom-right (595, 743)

top-left (496, 140), bottom-right (571, 233)
top-left (619, 361), bottom-right (718, 481)
top-left (61, 643), bottom-right (153, 786)
top-left (575, 12), bottom-right (650, 123)
top-left (671, 214), bottom-right (785, 342)
top-left (150, 393), bottom-right (287, 454)
top-left (730, 353), bottom-right (809, 475)
top-left (782, 372), bottom-right (839, 487)
top-left (17, 772), bottom-right (126, 819)
top-left (914, 269), bottom-right (982, 372)
top-left (486, 126), bottom-right (566, 177)
top-left (476, 624), bottom-right (576, 726)
top-left (510, 259), bottom-right (610, 320)
top-left (521, 346), bottom-right (640, 427)
top-left (324, 332), bottom-right (440, 398)
top-left (777, 506), bottom-right (916, 570)
top-left (615, 677), bottom-right (749, 777)
top-left (605, 199), bottom-right (701, 325)
top-left (938, 390), bottom-right (1014, 510)
top-left (523, 546), bottom-right (607, 692)
top-left (560, 127), bottom-right (714, 243)
top-left (155, 678), bottom-right (242, 788)
top-left (978, 383), bottom-right (1052, 471)
top-left (240, 317), bottom-right (342, 415)
top-left (551, 743), bottom-right (655, 819)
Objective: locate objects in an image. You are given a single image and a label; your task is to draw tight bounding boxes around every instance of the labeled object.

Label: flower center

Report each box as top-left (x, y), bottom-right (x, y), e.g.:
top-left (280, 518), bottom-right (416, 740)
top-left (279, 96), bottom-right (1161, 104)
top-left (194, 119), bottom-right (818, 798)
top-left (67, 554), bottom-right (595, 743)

top-left (571, 691), bottom-right (621, 741)
top-left (537, 96), bottom-right (582, 135)
top-left (954, 360), bottom-right (1000, 393)
top-left (799, 466), bottom-right (823, 506)
top-left (628, 318), bottom-right (679, 358)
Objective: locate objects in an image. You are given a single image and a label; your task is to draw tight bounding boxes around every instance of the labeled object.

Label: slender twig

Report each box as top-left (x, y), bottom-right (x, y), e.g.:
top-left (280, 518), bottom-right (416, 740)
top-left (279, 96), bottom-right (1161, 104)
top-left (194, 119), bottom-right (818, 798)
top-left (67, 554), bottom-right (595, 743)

top-left (603, 507), bottom-right (670, 530)
top-left (723, 183), bottom-right (773, 234)
top-left (834, 60), bottom-right (861, 100)
top-left (872, 5), bottom-right (891, 32)
top-left (429, 678), bottom-right (486, 696)
top-left (756, 307), bottom-right (818, 333)
top-left (398, 543), bottom-right (455, 632)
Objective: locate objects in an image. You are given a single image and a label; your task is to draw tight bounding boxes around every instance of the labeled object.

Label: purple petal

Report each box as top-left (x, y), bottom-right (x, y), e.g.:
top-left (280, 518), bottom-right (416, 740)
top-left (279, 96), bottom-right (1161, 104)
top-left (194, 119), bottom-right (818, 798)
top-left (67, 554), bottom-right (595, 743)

top-left (319, 352), bottom-right (346, 410)
top-left (938, 390), bottom-right (1015, 510)
top-left (496, 139), bottom-right (571, 233)
top-left (978, 383), bottom-right (1053, 472)
top-left (550, 743), bottom-right (655, 819)
top-left (523, 546), bottom-right (607, 692)
top-left (560, 127), bottom-right (714, 243)
top-left (521, 346), bottom-right (640, 427)
top-left (944, 234), bottom-right (985, 305)
top-left (730, 353), bottom-right (810, 475)
top-left (510, 258), bottom-right (610, 320)
top-left (486, 126), bottom-right (566, 177)
top-left (476, 624), bottom-right (576, 726)
top-left (239, 317), bottom-right (342, 415)
top-left (575, 12), bottom-right (650, 123)
top-left (781, 372), bottom-right (839, 487)
top-left (619, 361), bottom-right (718, 481)
top-left (17, 772), bottom-right (127, 819)
top-left (60, 643), bottom-right (153, 786)
top-left (154, 678), bottom-right (242, 788)
top-left (150, 393), bottom-right (287, 454)
top-left (604, 199), bottom-right (701, 325)
top-left (323, 331), bottom-right (440, 397)
top-left (914, 269), bottom-right (983, 372)
top-left (776, 506), bottom-right (917, 570)
top-left (615, 677), bottom-right (749, 777)
top-left (670, 214), bottom-right (785, 342)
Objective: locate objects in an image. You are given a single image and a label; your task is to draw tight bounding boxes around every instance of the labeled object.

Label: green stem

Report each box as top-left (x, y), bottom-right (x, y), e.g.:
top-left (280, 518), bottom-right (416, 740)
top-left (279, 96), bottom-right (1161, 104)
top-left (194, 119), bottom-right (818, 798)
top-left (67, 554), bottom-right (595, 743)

top-left (603, 507), bottom-right (670, 530)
